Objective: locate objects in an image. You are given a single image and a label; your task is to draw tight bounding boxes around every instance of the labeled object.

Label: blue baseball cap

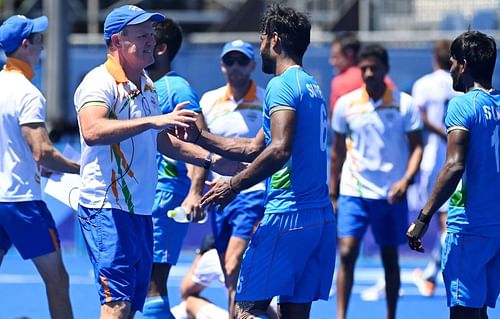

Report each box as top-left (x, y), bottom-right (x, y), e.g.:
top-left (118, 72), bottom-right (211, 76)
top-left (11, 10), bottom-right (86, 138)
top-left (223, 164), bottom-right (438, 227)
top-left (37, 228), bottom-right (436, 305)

top-left (220, 40), bottom-right (254, 60)
top-left (0, 15), bottom-right (48, 54)
top-left (104, 5), bottom-right (165, 42)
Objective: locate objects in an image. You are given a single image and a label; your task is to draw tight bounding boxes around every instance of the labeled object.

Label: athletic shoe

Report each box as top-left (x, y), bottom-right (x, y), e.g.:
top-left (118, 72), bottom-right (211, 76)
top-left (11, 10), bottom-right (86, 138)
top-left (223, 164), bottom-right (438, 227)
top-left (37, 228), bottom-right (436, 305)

top-left (412, 268), bottom-right (436, 297)
top-left (360, 277), bottom-right (405, 301)
top-left (360, 278), bottom-right (385, 301)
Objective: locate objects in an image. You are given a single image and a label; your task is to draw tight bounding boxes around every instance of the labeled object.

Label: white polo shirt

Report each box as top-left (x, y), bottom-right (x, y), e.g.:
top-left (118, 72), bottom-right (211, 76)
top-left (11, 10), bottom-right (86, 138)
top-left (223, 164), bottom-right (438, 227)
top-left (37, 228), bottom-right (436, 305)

top-left (74, 55), bottom-right (161, 215)
top-left (200, 81), bottom-right (265, 192)
top-left (412, 69), bottom-right (459, 172)
top-left (0, 58), bottom-right (45, 202)
top-left (332, 86), bottom-right (422, 199)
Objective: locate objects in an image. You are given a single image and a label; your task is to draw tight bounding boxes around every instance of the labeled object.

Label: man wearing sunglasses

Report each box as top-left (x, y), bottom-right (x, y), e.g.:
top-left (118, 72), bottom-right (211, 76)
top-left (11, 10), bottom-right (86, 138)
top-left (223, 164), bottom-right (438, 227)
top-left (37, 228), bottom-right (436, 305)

top-left (198, 40), bottom-right (266, 319)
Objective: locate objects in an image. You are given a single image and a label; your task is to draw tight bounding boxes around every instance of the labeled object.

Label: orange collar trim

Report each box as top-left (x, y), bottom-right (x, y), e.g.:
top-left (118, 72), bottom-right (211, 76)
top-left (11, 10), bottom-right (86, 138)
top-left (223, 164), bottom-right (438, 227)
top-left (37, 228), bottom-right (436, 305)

top-left (104, 54), bottom-right (128, 83)
top-left (3, 57), bottom-right (35, 80)
top-left (359, 85), bottom-right (394, 104)
top-left (224, 80), bottom-right (257, 102)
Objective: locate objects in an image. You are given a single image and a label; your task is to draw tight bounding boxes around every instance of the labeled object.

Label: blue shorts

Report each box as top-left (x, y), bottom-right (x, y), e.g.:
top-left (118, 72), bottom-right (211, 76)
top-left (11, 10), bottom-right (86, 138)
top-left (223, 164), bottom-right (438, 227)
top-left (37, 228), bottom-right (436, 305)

top-left (211, 190), bottom-right (265, 253)
top-left (442, 232), bottom-right (500, 308)
top-left (152, 190), bottom-right (188, 264)
top-left (0, 201), bottom-right (60, 259)
top-left (337, 195), bottom-right (408, 246)
top-left (78, 206), bottom-right (153, 312)
top-left (235, 206), bottom-right (336, 303)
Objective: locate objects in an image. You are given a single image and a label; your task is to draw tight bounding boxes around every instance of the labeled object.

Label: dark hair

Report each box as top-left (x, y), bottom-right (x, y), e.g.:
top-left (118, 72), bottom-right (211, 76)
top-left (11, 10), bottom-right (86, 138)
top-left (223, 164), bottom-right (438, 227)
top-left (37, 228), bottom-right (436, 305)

top-left (450, 31), bottom-right (496, 83)
top-left (358, 44), bottom-right (389, 67)
top-left (260, 3), bottom-right (311, 60)
top-left (433, 39), bottom-right (452, 70)
top-left (333, 31), bottom-right (360, 59)
top-left (153, 18), bottom-right (183, 61)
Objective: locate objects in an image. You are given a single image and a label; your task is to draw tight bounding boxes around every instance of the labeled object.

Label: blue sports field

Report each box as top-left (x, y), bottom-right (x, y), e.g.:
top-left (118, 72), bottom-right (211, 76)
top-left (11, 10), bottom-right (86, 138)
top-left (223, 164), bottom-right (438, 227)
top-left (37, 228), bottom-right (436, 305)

top-left (1, 250), bottom-right (499, 319)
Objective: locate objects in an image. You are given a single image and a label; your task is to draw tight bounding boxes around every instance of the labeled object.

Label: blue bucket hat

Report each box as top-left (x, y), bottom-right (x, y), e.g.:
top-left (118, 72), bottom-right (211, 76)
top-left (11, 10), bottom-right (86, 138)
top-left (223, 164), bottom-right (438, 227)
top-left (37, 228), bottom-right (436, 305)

top-left (104, 5), bottom-right (165, 42)
top-left (0, 15), bottom-right (48, 54)
top-left (220, 40), bottom-right (255, 60)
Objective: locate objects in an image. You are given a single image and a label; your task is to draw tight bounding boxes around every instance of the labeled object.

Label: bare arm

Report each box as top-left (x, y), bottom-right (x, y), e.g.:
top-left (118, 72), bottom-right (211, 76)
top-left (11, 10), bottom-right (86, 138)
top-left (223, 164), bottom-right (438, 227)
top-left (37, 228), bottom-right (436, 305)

top-left (407, 129), bottom-right (467, 251)
top-left (22, 123), bottom-right (80, 174)
top-left (230, 110), bottom-right (294, 191)
top-left (183, 114), bottom-right (210, 220)
top-left (329, 132), bottom-right (347, 208)
top-left (195, 128), bottom-right (266, 163)
top-left (200, 109), bottom-right (295, 208)
top-left (388, 130), bottom-right (424, 203)
top-left (78, 102), bottom-right (196, 146)
top-left (158, 131), bottom-right (245, 177)
top-left (421, 129), bottom-right (466, 217)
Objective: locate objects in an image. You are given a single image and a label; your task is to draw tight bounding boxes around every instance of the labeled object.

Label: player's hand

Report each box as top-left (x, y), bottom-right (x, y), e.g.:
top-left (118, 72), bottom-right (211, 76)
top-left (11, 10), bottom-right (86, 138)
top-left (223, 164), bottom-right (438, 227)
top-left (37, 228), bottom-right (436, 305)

top-left (200, 180), bottom-right (237, 211)
top-left (406, 219), bottom-right (429, 253)
top-left (154, 101), bottom-right (197, 130)
top-left (388, 178), bottom-right (409, 204)
top-left (181, 192), bottom-right (206, 223)
top-left (210, 154), bottom-right (249, 175)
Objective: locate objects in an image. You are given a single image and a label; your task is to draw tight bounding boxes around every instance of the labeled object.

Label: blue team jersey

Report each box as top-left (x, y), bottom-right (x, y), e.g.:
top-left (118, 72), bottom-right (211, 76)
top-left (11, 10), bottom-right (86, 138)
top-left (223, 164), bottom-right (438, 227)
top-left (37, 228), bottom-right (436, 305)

top-left (262, 66), bottom-right (330, 213)
top-left (155, 71), bottom-right (201, 195)
top-left (445, 88), bottom-right (500, 237)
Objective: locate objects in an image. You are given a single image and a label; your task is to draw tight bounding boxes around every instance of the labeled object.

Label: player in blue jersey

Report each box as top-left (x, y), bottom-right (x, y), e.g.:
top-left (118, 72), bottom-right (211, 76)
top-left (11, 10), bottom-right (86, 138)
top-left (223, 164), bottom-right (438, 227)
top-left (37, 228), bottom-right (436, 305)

top-left (407, 31), bottom-right (500, 319)
top-left (175, 4), bottom-right (336, 319)
top-left (143, 18), bottom-right (209, 318)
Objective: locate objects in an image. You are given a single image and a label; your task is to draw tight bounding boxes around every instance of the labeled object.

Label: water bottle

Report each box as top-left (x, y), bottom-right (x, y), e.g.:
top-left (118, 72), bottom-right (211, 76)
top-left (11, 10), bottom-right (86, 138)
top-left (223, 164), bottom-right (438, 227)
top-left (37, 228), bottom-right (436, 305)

top-left (167, 207), bottom-right (208, 224)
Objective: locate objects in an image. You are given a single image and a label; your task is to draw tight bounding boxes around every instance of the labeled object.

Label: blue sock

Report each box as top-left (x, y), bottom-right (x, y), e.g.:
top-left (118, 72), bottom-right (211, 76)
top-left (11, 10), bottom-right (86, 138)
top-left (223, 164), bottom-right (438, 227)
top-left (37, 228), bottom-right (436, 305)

top-left (142, 296), bottom-right (175, 319)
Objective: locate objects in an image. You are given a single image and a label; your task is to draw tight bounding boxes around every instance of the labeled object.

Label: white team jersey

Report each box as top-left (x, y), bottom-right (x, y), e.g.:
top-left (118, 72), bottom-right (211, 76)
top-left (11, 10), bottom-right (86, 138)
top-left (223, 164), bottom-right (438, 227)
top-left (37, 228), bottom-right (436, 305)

top-left (200, 81), bottom-right (265, 192)
top-left (74, 55), bottom-right (161, 215)
top-left (332, 86), bottom-right (422, 199)
top-left (412, 69), bottom-right (460, 172)
top-left (0, 58), bottom-right (46, 202)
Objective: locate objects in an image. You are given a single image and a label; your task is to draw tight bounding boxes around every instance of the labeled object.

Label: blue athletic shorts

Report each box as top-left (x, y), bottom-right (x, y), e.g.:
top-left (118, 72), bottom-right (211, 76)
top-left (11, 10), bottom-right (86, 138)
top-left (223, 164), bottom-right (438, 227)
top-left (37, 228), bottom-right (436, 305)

top-left (442, 232), bottom-right (500, 308)
top-left (337, 195), bottom-right (408, 246)
top-left (78, 205), bottom-right (153, 312)
top-left (235, 205), bottom-right (336, 303)
top-left (151, 190), bottom-right (188, 264)
top-left (0, 201), bottom-right (60, 259)
top-left (211, 190), bottom-right (265, 253)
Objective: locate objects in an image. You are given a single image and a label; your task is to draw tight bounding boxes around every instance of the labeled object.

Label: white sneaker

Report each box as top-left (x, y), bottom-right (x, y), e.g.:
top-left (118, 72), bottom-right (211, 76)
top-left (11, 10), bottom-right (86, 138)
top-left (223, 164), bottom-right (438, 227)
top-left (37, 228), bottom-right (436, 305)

top-left (360, 278), bottom-right (386, 301)
top-left (360, 278), bottom-right (405, 301)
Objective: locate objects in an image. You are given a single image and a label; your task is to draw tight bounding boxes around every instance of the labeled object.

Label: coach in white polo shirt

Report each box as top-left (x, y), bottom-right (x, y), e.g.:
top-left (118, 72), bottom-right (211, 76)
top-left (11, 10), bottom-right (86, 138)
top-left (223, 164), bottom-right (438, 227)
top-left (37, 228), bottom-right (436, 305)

top-left (0, 14), bottom-right (80, 319)
top-left (74, 5), bottom-right (243, 318)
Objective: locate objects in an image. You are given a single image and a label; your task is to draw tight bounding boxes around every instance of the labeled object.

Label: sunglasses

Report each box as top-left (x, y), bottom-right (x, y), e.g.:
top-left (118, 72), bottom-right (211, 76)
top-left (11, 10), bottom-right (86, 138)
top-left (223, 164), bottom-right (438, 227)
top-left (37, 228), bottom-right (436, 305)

top-left (222, 56), bottom-right (251, 67)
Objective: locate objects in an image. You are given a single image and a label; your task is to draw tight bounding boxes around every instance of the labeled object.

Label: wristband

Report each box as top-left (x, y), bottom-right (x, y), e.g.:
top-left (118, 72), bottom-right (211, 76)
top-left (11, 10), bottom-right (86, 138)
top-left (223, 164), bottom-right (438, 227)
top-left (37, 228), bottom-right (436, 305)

top-left (203, 152), bottom-right (213, 169)
top-left (410, 218), bottom-right (428, 239)
top-left (416, 210), bottom-right (432, 224)
top-left (409, 210), bottom-right (431, 239)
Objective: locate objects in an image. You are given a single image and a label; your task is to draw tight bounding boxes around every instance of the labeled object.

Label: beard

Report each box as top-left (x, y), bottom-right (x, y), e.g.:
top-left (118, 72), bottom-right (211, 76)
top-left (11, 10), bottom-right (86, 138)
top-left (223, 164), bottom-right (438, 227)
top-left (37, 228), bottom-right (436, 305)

top-left (260, 40), bottom-right (275, 75)
top-left (451, 71), bottom-right (466, 93)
